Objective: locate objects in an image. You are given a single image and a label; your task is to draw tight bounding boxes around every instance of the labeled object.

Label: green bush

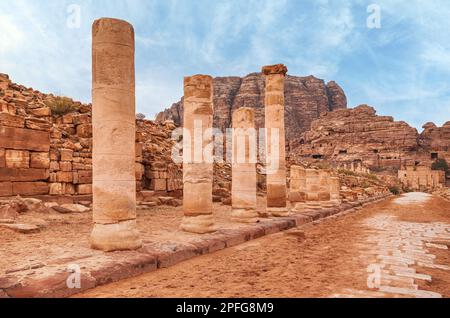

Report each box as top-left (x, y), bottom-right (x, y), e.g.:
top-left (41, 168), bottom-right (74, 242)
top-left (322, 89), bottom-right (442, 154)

top-left (366, 173), bottom-right (379, 181)
top-left (388, 186), bottom-right (400, 195)
top-left (45, 97), bottom-right (78, 116)
top-left (431, 159), bottom-right (449, 173)
top-left (337, 169), bottom-right (358, 177)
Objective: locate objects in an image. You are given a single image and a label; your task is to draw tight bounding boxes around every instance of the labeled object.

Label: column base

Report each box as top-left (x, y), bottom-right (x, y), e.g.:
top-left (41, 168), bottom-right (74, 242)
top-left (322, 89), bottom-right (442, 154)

top-left (90, 219), bottom-right (142, 252)
top-left (267, 207), bottom-right (290, 217)
top-left (231, 208), bottom-right (259, 223)
top-left (180, 214), bottom-right (216, 234)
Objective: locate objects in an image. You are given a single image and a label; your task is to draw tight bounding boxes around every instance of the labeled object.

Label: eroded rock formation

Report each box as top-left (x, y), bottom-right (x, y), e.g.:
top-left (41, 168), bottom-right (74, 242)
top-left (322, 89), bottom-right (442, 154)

top-left (156, 73), bottom-right (347, 142)
top-left (291, 105), bottom-right (422, 172)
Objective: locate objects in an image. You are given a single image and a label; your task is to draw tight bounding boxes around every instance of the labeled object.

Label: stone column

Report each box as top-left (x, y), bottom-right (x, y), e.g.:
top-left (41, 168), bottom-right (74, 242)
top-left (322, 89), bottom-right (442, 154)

top-left (289, 165), bottom-right (306, 203)
top-left (231, 107), bottom-right (258, 223)
top-left (305, 169), bottom-right (320, 201)
top-left (318, 170), bottom-right (331, 201)
top-left (329, 176), bottom-right (341, 203)
top-left (90, 18), bottom-right (141, 251)
top-left (262, 64), bottom-right (288, 217)
top-left (181, 75), bottom-right (215, 233)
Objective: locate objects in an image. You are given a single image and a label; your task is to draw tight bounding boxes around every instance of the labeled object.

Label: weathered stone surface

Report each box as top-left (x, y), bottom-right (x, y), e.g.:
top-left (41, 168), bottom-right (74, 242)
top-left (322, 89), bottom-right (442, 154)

top-left (0, 113), bottom-right (25, 128)
top-left (0, 182), bottom-right (12, 196)
top-left (30, 152), bottom-right (50, 169)
top-left (0, 127), bottom-right (50, 152)
top-left (90, 17), bottom-right (141, 251)
top-left (0, 168), bottom-right (48, 182)
top-left (12, 182), bottom-right (49, 195)
top-left (0, 223), bottom-right (40, 234)
top-left (264, 64), bottom-right (288, 216)
top-left (231, 107), bottom-right (258, 223)
top-left (291, 105), bottom-right (420, 172)
top-left (156, 72), bottom-right (348, 141)
top-left (181, 74), bottom-right (215, 234)
top-left (5, 150), bottom-right (29, 168)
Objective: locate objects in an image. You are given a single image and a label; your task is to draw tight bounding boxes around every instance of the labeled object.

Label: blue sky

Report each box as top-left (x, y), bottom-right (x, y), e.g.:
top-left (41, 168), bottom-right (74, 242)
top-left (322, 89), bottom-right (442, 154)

top-left (1, 0), bottom-right (449, 130)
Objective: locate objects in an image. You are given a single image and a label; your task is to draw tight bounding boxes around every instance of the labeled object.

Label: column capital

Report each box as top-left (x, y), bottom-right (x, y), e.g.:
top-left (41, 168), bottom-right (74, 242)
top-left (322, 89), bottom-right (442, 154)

top-left (262, 64), bottom-right (288, 76)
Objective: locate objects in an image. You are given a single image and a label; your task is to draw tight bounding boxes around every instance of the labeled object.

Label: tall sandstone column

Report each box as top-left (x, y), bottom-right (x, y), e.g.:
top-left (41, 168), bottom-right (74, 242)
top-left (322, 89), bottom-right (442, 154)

top-left (181, 75), bottom-right (215, 233)
top-left (263, 64), bottom-right (289, 217)
top-left (90, 18), bottom-right (141, 251)
top-left (231, 107), bottom-right (258, 223)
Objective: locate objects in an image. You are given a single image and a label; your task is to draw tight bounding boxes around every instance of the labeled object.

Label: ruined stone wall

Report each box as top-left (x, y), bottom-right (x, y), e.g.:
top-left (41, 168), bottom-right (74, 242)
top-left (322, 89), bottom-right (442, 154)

top-left (398, 166), bottom-right (445, 191)
top-left (0, 73), bottom-right (182, 198)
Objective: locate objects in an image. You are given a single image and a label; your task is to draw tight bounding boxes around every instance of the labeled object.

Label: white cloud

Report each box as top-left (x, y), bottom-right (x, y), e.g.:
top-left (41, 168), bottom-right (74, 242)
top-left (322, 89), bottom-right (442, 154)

top-left (0, 15), bottom-right (24, 54)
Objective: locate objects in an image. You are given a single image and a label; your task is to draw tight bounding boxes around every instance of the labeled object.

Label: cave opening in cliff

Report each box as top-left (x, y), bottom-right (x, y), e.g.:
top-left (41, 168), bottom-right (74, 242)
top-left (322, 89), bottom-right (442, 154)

top-left (312, 154), bottom-right (324, 159)
top-left (339, 150), bottom-right (347, 155)
top-left (431, 152), bottom-right (438, 159)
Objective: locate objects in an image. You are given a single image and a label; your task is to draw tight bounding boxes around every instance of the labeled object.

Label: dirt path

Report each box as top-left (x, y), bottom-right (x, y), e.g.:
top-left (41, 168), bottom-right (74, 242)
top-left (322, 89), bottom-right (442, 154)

top-left (75, 193), bottom-right (450, 298)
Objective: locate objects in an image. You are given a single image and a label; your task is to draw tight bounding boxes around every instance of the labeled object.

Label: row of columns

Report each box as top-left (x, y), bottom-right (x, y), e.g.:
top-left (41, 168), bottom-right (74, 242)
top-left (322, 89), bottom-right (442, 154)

top-left (181, 64), bottom-right (289, 232)
top-left (89, 18), bottom-right (290, 250)
top-left (290, 166), bottom-right (341, 208)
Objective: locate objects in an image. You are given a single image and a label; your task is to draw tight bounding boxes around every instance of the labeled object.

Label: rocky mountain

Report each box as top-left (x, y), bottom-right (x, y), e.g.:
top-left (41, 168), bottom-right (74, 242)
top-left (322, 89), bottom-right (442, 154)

top-left (156, 72), bottom-right (347, 143)
top-left (290, 105), bottom-right (450, 173)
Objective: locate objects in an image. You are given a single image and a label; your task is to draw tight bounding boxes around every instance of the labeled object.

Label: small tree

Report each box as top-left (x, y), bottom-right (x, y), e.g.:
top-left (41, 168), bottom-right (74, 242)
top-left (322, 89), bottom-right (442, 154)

top-left (431, 158), bottom-right (449, 176)
top-left (45, 97), bottom-right (78, 116)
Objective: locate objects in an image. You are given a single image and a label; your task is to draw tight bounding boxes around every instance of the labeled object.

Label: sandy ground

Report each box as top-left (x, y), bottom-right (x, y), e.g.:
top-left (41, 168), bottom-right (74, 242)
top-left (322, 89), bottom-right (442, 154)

top-left (75, 193), bottom-right (450, 298)
top-left (0, 197), bottom-right (270, 274)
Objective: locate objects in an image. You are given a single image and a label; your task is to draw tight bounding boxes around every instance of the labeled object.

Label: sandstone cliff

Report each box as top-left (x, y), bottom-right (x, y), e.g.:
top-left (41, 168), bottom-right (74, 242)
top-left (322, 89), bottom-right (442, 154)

top-left (290, 105), bottom-right (450, 173)
top-left (156, 72), bottom-right (347, 142)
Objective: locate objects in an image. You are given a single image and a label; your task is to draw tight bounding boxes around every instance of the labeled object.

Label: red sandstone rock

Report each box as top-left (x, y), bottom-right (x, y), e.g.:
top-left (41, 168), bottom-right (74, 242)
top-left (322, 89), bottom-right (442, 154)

top-left (156, 72), bottom-right (347, 141)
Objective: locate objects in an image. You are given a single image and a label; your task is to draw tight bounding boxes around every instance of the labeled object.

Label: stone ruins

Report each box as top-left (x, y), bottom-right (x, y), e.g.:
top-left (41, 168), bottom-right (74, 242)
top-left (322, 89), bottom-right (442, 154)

top-left (0, 18), bottom-right (448, 256)
top-left (181, 74), bottom-right (215, 234)
top-left (90, 18), bottom-right (141, 251)
top-left (263, 64), bottom-right (289, 217)
top-left (398, 165), bottom-right (445, 191)
top-left (231, 107), bottom-right (258, 223)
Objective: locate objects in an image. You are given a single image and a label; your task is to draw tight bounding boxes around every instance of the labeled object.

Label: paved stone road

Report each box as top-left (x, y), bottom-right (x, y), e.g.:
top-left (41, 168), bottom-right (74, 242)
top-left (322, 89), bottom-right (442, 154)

top-left (77, 193), bottom-right (450, 298)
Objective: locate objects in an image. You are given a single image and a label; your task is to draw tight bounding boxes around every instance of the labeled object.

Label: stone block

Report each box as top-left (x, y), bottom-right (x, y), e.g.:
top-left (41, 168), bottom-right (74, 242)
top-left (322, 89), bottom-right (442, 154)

top-left (151, 178), bottom-right (166, 191)
top-left (63, 183), bottom-right (75, 195)
top-left (75, 170), bottom-right (92, 184)
top-left (60, 149), bottom-right (73, 162)
top-left (56, 171), bottom-right (73, 183)
top-left (72, 162), bottom-right (91, 170)
top-left (0, 181), bottom-right (12, 196)
top-left (49, 161), bottom-right (60, 171)
top-left (76, 123), bottom-right (92, 138)
top-left (77, 184), bottom-right (92, 195)
top-left (29, 107), bottom-right (51, 117)
top-left (25, 118), bottom-right (52, 131)
top-left (0, 148), bottom-right (4, 168)
top-left (0, 113), bottom-right (25, 128)
top-left (30, 152), bottom-right (50, 169)
top-left (0, 127), bottom-right (50, 151)
top-left (59, 161), bottom-right (72, 172)
top-left (5, 150), bottom-right (29, 168)
top-left (12, 182), bottom-right (49, 195)
top-left (288, 191), bottom-right (306, 203)
top-left (73, 113), bottom-right (90, 125)
top-left (49, 183), bottom-right (63, 195)
top-left (0, 167), bottom-right (48, 182)
top-left (62, 113), bottom-right (73, 124)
